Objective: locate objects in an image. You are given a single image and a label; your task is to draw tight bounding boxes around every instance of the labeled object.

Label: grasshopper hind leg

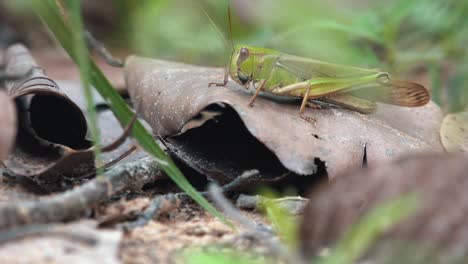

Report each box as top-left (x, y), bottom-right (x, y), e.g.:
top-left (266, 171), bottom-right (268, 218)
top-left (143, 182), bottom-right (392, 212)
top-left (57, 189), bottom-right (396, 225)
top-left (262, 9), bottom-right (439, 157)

top-left (299, 85), bottom-right (312, 114)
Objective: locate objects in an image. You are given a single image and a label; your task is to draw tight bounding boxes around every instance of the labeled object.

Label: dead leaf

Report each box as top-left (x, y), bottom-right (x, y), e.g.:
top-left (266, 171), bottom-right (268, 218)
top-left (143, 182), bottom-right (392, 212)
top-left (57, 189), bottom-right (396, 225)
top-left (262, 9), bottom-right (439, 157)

top-left (0, 91), bottom-right (16, 160)
top-left (299, 153), bottom-right (468, 261)
top-left (55, 80), bottom-right (146, 165)
top-left (2, 44), bottom-right (141, 189)
top-left (125, 56), bottom-right (443, 182)
top-left (2, 44), bottom-right (94, 186)
top-left (440, 111), bottom-right (468, 152)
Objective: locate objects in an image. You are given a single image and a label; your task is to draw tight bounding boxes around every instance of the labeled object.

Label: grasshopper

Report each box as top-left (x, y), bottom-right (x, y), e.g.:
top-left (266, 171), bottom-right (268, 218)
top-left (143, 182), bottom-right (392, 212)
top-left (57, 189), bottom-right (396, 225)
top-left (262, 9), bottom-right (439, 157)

top-left (209, 9), bottom-right (430, 114)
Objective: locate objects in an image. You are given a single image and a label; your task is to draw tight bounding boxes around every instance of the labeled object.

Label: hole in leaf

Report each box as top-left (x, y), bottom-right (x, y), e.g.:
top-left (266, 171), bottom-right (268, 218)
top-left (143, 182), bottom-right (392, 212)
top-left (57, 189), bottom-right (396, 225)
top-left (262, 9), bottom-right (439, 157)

top-left (29, 94), bottom-right (91, 150)
top-left (164, 105), bottom-right (327, 194)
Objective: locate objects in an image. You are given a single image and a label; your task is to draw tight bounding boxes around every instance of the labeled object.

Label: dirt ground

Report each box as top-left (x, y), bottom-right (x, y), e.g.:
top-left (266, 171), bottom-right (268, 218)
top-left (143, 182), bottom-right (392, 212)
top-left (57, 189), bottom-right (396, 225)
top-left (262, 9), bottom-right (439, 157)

top-left (0, 173), bottom-right (279, 263)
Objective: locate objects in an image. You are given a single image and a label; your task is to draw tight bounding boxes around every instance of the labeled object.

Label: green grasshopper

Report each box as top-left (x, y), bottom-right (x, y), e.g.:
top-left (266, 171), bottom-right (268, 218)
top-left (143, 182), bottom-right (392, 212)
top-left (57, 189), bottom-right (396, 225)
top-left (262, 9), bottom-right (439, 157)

top-left (209, 9), bottom-right (430, 114)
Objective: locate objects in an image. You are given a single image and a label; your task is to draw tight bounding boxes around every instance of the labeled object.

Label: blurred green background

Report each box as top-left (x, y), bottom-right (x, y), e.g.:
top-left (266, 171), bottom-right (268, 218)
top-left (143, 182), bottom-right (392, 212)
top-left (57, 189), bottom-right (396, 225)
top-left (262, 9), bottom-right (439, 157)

top-left (2, 0), bottom-right (467, 112)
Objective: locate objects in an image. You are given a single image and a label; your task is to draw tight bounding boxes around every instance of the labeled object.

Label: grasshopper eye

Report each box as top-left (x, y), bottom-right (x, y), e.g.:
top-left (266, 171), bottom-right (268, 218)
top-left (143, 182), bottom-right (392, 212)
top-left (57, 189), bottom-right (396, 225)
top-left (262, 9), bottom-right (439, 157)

top-left (239, 47), bottom-right (250, 61)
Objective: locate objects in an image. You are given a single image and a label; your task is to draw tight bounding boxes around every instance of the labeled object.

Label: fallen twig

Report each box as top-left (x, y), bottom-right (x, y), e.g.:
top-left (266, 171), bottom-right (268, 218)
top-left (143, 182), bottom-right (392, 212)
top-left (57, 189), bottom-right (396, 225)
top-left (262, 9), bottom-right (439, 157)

top-left (236, 194), bottom-right (308, 216)
top-left (208, 184), bottom-right (258, 231)
top-left (219, 169), bottom-right (259, 193)
top-left (120, 194), bottom-right (180, 231)
top-left (208, 184), bottom-right (299, 263)
top-left (119, 170), bottom-right (260, 230)
top-left (84, 31), bottom-right (124, 67)
top-left (176, 169), bottom-right (260, 201)
top-left (0, 156), bottom-right (163, 230)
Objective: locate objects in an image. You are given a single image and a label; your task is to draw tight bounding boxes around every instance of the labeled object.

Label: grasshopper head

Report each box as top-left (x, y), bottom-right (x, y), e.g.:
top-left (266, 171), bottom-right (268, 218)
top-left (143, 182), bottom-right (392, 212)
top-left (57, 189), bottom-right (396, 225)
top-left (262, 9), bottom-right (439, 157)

top-left (230, 45), bottom-right (279, 87)
top-left (230, 45), bottom-right (254, 86)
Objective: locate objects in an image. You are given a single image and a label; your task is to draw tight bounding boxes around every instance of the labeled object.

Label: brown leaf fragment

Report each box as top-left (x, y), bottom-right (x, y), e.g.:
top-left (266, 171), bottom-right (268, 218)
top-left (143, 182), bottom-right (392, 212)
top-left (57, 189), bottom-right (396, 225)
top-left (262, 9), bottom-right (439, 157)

top-left (300, 153), bottom-right (468, 262)
top-left (2, 44), bottom-right (94, 186)
top-left (2, 44), bottom-right (141, 189)
top-left (125, 56), bottom-right (443, 181)
top-left (0, 91), bottom-right (16, 160)
top-left (54, 81), bottom-right (146, 165)
top-left (440, 111), bottom-right (468, 152)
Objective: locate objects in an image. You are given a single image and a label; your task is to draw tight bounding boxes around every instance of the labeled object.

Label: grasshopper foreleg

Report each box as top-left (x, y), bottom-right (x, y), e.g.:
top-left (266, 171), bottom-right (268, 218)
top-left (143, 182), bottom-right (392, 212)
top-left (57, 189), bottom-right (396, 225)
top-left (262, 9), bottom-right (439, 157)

top-left (248, 59), bottom-right (281, 107)
top-left (248, 79), bottom-right (266, 107)
top-left (209, 56), bottom-right (232, 87)
top-left (209, 68), bottom-right (229, 87)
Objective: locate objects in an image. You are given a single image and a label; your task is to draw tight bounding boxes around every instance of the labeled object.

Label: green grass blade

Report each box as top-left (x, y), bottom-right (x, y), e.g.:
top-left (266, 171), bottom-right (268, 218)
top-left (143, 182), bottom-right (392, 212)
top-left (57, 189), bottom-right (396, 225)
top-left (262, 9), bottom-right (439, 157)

top-left (31, 0), bottom-right (229, 226)
top-left (65, 0), bottom-right (102, 170)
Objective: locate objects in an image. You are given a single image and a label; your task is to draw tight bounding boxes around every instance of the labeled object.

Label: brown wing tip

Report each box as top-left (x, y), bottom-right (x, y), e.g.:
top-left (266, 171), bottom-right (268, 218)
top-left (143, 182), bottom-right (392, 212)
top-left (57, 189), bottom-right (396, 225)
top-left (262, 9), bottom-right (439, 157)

top-left (389, 79), bottom-right (431, 107)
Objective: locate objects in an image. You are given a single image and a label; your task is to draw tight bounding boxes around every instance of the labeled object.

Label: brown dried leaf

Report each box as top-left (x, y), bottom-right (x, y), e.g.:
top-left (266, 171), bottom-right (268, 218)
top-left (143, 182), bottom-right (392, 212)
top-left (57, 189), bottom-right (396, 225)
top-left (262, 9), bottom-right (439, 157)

top-left (300, 153), bottom-right (468, 261)
top-left (0, 91), bottom-right (16, 160)
top-left (2, 44), bottom-right (94, 185)
top-left (55, 80), bottom-right (146, 165)
top-left (2, 44), bottom-right (141, 188)
top-left (125, 56), bottom-right (443, 181)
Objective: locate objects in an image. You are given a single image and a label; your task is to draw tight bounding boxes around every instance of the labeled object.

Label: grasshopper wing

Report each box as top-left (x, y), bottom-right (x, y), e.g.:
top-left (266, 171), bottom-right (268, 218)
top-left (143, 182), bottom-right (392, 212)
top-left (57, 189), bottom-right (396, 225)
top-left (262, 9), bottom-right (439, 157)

top-left (320, 94), bottom-right (377, 113)
top-left (349, 79), bottom-right (430, 107)
top-left (277, 54), bottom-right (430, 107)
top-left (276, 54), bottom-right (380, 79)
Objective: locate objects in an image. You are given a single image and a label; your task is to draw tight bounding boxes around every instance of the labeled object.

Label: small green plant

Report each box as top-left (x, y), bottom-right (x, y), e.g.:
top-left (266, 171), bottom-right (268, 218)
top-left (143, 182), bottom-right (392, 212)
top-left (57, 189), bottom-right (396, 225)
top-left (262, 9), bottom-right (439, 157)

top-left (258, 190), bottom-right (300, 250)
top-left (179, 247), bottom-right (269, 264)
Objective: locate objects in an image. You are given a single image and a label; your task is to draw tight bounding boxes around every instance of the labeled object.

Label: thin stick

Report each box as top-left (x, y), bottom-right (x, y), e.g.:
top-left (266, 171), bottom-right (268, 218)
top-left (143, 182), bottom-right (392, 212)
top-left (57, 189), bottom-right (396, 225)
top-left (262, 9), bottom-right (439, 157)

top-left (220, 169), bottom-right (259, 193)
top-left (236, 194), bottom-right (309, 216)
top-left (208, 184), bottom-right (257, 230)
top-left (207, 184), bottom-right (298, 262)
top-left (54, 0), bottom-right (123, 67)
top-left (119, 194), bottom-right (180, 231)
top-left (119, 170), bottom-right (259, 230)
top-left (0, 156), bottom-right (164, 230)
top-left (84, 31), bottom-right (124, 68)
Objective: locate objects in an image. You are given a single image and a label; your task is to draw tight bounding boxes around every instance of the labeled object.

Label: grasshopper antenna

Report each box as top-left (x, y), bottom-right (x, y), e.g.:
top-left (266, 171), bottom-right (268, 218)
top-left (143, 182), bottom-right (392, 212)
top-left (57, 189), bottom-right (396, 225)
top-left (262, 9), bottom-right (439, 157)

top-left (201, 5), bottom-right (235, 87)
top-left (227, 5), bottom-right (235, 50)
top-left (201, 7), bottom-right (230, 52)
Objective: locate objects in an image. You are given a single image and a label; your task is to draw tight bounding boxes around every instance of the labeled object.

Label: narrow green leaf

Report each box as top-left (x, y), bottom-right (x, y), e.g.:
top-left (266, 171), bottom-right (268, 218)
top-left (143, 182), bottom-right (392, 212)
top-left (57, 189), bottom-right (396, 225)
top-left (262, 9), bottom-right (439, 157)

top-left (180, 247), bottom-right (267, 264)
top-left (65, 0), bottom-right (102, 170)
